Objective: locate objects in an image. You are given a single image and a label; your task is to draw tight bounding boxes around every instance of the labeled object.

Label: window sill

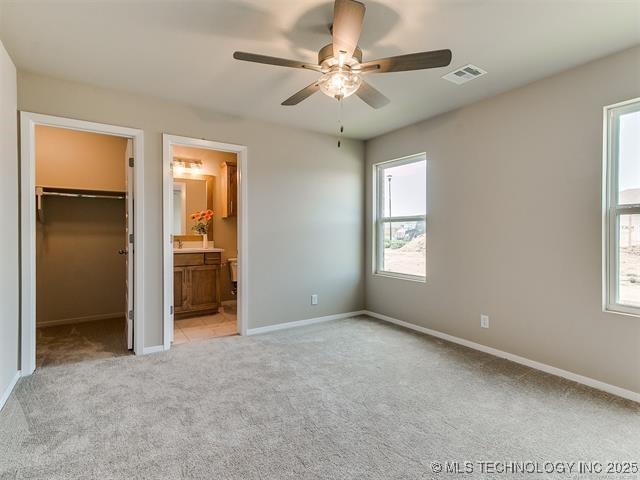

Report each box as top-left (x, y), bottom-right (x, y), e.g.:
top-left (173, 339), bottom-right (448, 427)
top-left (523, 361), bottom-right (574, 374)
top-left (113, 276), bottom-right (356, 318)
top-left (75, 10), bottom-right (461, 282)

top-left (373, 271), bottom-right (426, 283)
top-left (604, 304), bottom-right (640, 318)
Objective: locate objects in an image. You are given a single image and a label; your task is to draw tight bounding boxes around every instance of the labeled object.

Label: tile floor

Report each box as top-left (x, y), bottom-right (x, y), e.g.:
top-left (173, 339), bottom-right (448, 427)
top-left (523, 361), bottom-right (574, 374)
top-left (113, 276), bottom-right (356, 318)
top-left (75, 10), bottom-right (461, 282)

top-left (173, 303), bottom-right (237, 344)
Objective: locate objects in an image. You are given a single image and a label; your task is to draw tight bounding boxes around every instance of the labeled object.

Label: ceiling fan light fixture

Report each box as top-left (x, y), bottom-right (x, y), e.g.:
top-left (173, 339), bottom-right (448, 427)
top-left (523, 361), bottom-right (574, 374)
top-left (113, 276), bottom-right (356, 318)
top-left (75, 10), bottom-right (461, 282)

top-left (318, 66), bottom-right (362, 100)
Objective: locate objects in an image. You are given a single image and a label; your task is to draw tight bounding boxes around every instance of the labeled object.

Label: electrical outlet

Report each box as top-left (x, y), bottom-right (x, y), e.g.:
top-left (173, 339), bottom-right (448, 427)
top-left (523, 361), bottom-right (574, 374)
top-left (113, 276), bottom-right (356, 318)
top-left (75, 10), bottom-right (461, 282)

top-left (311, 294), bottom-right (318, 305)
top-left (480, 314), bottom-right (489, 329)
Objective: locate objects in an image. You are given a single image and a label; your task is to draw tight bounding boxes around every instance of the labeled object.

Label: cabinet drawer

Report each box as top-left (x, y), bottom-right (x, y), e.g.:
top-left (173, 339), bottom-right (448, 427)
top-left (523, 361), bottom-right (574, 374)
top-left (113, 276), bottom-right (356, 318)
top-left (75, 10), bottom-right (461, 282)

top-left (204, 252), bottom-right (221, 265)
top-left (174, 253), bottom-right (204, 266)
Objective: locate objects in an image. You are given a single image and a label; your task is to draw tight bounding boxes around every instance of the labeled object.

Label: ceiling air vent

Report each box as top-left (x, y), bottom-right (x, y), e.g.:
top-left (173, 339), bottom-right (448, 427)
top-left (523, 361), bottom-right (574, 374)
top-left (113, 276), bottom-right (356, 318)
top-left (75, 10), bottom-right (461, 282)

top-left (442, 64), bottom-right (487, 85)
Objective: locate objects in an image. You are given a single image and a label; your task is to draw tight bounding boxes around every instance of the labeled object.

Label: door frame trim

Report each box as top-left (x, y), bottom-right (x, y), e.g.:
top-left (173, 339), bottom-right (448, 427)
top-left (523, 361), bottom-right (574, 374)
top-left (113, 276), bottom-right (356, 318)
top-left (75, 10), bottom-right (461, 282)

top-left (19, 112), bottom-right (145, 374)
top-left (162, 134), bottom-right (248, 349)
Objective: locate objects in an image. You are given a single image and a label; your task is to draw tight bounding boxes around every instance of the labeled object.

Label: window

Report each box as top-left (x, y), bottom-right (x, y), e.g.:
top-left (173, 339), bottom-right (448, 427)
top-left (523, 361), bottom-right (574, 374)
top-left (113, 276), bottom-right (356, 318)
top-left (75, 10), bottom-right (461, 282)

top-left (374, 154), bottom-right (427, 281)
top-left (605, 99), bottom-right (640, 315)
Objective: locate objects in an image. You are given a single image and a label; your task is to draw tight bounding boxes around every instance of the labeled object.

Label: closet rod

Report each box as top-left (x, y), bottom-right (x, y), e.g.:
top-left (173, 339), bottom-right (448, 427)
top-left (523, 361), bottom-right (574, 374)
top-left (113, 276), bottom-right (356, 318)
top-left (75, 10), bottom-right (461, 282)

top-left (40, 191), bottom-right (125, 200)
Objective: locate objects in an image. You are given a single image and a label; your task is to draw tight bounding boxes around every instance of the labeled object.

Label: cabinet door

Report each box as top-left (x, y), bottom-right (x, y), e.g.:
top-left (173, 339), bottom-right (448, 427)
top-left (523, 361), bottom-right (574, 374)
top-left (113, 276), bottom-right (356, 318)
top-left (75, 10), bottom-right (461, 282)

top-left (174, 267), bottom-right (188, 313)
top-left (228, 164), bottom-right (237, 217)
top-left (221, 162), bottom-right (237, 218)
top-left (188, 265), bottom-right (219, 311)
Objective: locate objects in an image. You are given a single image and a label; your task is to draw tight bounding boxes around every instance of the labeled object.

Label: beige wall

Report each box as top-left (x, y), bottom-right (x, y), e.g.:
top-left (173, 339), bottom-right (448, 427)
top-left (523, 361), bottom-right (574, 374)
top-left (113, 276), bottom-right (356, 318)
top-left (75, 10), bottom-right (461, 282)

top-left (0, 40), bottom-right (19, 405)
top-left (36, 126), bottom-right (127, 191)
top-left (174, 145), bottom-right (238, 302)
top-left (365, 46), bottom-right (640, 394)
top-left (18, 71), bottom-right (365, 347)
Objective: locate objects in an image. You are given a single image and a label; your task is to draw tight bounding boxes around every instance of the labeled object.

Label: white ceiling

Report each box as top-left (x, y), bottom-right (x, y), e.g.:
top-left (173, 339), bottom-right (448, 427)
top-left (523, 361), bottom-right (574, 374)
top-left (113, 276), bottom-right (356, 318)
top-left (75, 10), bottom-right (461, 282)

top-left (1, 0), bottom-right (639, 140)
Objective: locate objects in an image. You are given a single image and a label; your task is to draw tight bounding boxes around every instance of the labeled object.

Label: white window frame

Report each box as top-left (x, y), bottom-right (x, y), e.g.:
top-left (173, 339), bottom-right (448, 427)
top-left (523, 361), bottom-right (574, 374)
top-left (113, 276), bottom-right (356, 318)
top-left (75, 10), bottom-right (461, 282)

top-left (373, 153), bottom-right (427, 282)
top-left (603, 97), bottom-right (640, 316)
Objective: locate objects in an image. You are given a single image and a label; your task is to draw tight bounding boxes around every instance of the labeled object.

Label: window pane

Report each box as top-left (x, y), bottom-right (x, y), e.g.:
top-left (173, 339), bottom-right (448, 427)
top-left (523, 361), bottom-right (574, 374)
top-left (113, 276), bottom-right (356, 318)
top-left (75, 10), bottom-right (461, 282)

top-left (618, 214), bottom-right (640, 306)
top-left (381, 220), bottom-right (426, 277)
top-left (381, 159), bottom-right (426, 217)
top-left (617, 109), bottom-right (640, 204)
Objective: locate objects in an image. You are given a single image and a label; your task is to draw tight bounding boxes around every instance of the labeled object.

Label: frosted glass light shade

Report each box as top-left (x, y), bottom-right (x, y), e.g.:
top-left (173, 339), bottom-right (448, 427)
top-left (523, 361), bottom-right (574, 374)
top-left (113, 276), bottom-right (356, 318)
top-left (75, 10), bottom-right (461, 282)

top-left (318, 67), bottom-right (362, 100)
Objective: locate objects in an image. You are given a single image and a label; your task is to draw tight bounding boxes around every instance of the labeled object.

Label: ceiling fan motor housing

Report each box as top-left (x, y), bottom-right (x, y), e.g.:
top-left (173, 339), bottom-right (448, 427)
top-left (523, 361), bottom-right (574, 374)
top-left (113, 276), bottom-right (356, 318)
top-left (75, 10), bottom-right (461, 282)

top-left (318, 44), bottom-right (363, 68)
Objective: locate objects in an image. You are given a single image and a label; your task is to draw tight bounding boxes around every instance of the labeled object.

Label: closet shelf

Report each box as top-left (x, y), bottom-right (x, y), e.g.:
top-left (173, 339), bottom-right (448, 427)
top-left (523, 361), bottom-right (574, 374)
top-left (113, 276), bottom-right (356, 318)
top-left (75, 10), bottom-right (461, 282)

top-left (36, 185), bottom-right (126, 198)
top-left (36, 186), bottom-right (126, 222)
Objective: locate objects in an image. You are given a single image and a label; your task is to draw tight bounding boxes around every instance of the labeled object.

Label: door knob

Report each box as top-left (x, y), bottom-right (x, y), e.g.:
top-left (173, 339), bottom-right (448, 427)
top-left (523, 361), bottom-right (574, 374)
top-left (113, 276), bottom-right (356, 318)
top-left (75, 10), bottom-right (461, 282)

top-left (118, 249), bottom-right (128, 255)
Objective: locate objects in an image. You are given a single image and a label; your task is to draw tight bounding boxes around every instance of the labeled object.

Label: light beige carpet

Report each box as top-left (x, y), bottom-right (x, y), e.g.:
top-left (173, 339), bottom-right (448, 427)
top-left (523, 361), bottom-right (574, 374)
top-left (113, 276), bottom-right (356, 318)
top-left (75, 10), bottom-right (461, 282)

top-left (1, 316), bottom-right (638, 479)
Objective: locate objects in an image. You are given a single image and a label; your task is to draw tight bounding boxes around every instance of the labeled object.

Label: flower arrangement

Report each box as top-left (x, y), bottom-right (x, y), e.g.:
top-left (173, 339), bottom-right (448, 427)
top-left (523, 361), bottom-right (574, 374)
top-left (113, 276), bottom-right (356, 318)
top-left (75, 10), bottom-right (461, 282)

top-left (191, 209), bottom-right (213, 235)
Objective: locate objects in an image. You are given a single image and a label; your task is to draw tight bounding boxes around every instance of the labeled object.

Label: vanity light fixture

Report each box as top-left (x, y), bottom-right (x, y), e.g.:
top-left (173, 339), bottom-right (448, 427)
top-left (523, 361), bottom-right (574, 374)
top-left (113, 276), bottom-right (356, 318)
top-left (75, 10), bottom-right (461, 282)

top-left (173, 157), bottom-right (203, 174)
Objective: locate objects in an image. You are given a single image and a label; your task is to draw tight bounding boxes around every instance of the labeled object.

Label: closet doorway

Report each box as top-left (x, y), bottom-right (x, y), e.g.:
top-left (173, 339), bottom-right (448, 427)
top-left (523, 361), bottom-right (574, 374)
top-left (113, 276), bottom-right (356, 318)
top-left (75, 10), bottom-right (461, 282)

top-left (20, 113), bottom-right (145, 375)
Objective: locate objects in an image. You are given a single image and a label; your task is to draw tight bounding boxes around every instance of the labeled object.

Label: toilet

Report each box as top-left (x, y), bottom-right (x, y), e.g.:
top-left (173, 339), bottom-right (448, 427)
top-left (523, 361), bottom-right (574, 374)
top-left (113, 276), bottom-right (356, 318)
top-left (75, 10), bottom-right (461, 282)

top-left (228, 257), bottom-right (238, 295)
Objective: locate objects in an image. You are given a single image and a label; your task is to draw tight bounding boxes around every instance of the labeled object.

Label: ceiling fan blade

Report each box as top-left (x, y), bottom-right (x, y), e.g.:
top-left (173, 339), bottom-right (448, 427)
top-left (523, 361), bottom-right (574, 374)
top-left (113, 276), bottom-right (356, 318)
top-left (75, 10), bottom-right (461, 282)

top-left (355, 80), bottom-right (390, 109)
top-left (233, 51), bottom-right (321, 72)
top-left (359, 49), bottom-right (452, 73)
top-left (331, 0), bottom-right (365, 59)
top-left (282, 82), bottom-right (321, 106)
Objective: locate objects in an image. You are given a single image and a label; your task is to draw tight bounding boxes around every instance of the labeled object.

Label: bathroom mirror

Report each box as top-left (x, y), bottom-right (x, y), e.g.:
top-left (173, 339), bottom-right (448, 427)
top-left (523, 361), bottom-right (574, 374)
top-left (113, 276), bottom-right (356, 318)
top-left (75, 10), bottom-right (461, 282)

top-left (172, 183), bottom-right (186, 235)
top-left (172, 175), bottom-right (214, 239)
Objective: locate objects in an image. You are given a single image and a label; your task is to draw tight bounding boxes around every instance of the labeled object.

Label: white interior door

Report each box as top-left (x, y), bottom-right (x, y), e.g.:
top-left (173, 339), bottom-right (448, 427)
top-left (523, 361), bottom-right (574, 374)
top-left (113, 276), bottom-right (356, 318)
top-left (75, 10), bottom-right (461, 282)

top-left (169, 148), bottom-right (174, 343)
top-left (125, 139), bottom-right (134, 349)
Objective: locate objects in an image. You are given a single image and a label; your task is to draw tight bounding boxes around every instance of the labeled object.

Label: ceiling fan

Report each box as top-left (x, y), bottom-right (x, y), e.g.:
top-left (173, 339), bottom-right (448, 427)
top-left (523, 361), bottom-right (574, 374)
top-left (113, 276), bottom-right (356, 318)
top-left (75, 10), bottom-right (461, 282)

top-left (233, 0), bottom-right (452, 109)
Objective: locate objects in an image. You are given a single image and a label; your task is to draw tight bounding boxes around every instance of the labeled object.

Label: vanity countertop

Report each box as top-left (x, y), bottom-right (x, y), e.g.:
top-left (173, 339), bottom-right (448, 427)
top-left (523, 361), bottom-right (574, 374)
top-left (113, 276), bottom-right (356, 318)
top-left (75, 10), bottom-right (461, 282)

top-left (174, 248), bottom-right (224, 253)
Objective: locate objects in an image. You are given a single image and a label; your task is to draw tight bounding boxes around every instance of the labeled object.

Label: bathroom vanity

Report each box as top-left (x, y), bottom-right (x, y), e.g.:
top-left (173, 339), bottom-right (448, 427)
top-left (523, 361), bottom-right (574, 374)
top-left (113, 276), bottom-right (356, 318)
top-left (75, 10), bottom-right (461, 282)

top-left (174, 248), bottom-right (223, 319)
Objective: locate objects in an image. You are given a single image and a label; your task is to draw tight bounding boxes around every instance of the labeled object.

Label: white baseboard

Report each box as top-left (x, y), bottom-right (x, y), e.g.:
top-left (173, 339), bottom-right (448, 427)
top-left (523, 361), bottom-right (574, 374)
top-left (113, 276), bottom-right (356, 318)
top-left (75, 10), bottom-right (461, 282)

top-left (364, 310), bottom-right (640, 404)
top-left (0, 370), bottom-right (21, 412)
top-left (142, 345), bottom-right (166, 355)
top-left (247, 310), bottom-right (366, 336)
top-left (38, 312), bottom-right (126, 327)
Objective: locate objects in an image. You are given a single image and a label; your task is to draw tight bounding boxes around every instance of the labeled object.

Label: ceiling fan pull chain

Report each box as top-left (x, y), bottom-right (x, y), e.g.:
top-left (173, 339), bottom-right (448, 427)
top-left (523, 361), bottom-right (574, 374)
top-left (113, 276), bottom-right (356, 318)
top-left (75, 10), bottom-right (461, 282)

top-left (338, 97), bottom-right (344, 148)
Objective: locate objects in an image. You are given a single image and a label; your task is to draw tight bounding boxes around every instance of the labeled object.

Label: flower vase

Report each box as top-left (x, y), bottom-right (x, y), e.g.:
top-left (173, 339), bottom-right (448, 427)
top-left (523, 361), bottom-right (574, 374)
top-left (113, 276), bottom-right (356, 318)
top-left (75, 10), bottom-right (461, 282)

top-left (202, 234), bottom-right (208, 249)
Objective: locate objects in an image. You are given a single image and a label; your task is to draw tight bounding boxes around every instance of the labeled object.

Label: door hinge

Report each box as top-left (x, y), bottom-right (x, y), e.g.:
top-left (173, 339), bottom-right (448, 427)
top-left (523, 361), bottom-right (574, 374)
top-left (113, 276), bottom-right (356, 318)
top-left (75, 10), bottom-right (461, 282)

top-left (129, 233), bottom-right (134, 244)
top-left (170, 234), bottom-right (174, 244)
top-left (129, 157), bottom-right (134, 168)
top-left (170, 305), bottom-right (174, 315)
top-left (128, 310), bottom-right (134, 321)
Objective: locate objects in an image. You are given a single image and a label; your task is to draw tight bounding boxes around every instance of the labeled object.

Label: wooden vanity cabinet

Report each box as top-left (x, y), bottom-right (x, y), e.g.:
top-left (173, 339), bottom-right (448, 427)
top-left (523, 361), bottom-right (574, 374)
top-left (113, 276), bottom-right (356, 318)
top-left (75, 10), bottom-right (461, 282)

top-left (174, 252), bottom-right (222, 318)
top-left (221, 161), bottom-right (237, 218)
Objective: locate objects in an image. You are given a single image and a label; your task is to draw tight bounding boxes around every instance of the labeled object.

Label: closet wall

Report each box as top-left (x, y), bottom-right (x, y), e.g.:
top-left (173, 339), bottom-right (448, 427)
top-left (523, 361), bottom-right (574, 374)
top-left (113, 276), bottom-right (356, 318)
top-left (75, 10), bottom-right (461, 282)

top-left (36, 126), bottom-right (128, 326)
top-left (36, 126), bottom-right (126, 190)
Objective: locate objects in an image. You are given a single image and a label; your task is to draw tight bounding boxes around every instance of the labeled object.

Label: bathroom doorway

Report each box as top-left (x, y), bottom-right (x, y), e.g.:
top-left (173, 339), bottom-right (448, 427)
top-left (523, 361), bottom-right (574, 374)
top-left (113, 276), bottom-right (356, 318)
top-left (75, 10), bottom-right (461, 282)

top-left (20, 113), bottom-right (145, 375)
top-left (162, 135), bottom-right (247, 347)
